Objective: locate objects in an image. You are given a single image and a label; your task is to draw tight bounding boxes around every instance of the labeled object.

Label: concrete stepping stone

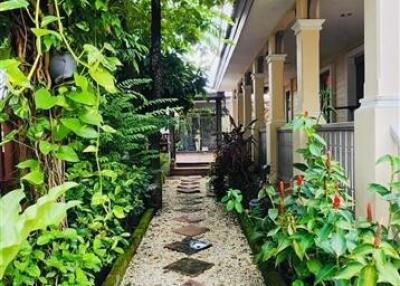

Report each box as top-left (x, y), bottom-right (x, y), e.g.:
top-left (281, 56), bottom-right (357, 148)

top-left (182, 280), bottom-right (209, 286)
top-left (173, 225), bottom-right (210, 237)
top-left (175, 207), bottom-right (203, 213)
top-left (174, 215), bottom-right (205, 223)
top-left (164, 238), bottom-right (212, 255)
top-left (177, 188), bottom-right (201, 194)
top-left (179, 200), bottom-right (203, 206)
top-left (164, 257), bottom-right (214, 277)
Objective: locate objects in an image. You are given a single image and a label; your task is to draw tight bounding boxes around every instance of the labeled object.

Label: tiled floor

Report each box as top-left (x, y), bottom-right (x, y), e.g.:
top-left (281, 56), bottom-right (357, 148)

top-left (122, 176), bottom-right (264, 286)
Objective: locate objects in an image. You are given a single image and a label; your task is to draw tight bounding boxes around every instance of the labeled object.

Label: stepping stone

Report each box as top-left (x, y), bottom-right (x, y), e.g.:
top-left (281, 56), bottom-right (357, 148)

top-left (175, 207), bottom-right (203, 213)
top-left (177, 189), bottom-right (201, 194)
top-left (182, 280), bottom-right (208, 286)
top-left (164, 238), bottom-right (212, 255)
top-left (174, 215), bottom-right (205, 223)
top-left (179, 200), bottom-right (203, 206)
top-left (206, 191), bottom-right (216, 198)
top-left (164, 258), bottom-right (214, 277)
top-left (173, 225), bottom-right (209, 237)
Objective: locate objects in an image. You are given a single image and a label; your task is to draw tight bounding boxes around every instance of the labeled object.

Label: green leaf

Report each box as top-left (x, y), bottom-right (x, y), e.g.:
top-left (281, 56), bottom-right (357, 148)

top-left (268, 208), bottom-right (278, 221)
top-left (335, 262), bottom-right (364, 280)
top-left (83, 145), bottom-right (97, 153)
top-left (40, 15), bottom-right (58, 27)
top-left (309, 143), bottom-right (322, 156)
top-left (235, 201), bottom-right (243, 213)
top-left (292, 280), bottom-right (304, 286)
top-left (101, 124), bottom-right (116, 133)
top-left (61, 118), bottom-right (98, 139)
top-left (21, 170), bottom-right (44, 185)
top-left (67, 90), bottom-right (97, 106)
top-left (315, 265), bottom-right (336, 284)
top-left (31, 28), bottom-right (60, 38)
top-left (113, 206), bottom-right (125, 219)
top-left (312, 133), bottom-right (327, 146)
top-left (55, 145), bottom-right (79, 162)
top-left (74, 73), bottom-right (88, 90)
top-left (0, 0), bottom-right (29, 12)
top-left (79, 109), bottom-right (102, 126)
top-left (306, 258), bottom-right (322, 275)
top-left (368, 183), bottom-right (390, 196)
top-left (91, 192), bottom-right (108, 206)
top-left (89, 67), bottom-right (117, 93)
top-left (293, 163), bottom-right (308, 172)
top-left (357, 264), bottom-right (378, 286)
top-left (0, 59), bottom-right (30, 87)
top-left (331, 233), bottom-right (347, 257)
top-left (39, 141), bottom-right (58, 155)
top-left (17, 159), bottom-right (39, 170)
top-left (34, 88), bottom-right (58, 110)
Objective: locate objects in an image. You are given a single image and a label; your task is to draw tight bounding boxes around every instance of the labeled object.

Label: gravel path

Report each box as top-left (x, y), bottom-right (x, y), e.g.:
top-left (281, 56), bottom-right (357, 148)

top-left (122, 176), bottom-right (265, 286)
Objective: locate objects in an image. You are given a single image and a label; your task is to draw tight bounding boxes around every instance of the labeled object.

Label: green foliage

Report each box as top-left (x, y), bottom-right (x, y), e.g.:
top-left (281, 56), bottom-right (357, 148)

top-left (210, 116), bottom-right (259, 203)
top-left (0, 0), bottom-right (224, 284)
top-left (0, 182), bottom-right (79, 278)
top-left (222, 189), bottom-right (244, 213)
top-left (223, 114), bottom-right (400, 286)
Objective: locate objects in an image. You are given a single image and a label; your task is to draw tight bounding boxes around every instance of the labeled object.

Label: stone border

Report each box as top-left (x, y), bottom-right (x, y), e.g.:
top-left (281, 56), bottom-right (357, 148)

top-left (236, 212), bottom-right (287, 286)
top-left (102, 209), bottom-right (155, 286)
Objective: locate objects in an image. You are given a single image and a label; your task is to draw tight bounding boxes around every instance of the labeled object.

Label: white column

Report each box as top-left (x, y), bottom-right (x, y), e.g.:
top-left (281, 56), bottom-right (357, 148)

top-left (252, 73), bottom-right (265, 164)
top-left (354, 0), bottom-right (400, 222)
top-left (266, 54), bottom-right (286, 181)
top-left (291, 19), bottom-right (325, 165)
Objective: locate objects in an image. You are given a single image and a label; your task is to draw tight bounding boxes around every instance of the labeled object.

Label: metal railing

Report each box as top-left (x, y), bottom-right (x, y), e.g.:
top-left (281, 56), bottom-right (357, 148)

top-left (277, 128), bottom-right (293, 181)
top-left (318, 123), bottom-right (355, 198)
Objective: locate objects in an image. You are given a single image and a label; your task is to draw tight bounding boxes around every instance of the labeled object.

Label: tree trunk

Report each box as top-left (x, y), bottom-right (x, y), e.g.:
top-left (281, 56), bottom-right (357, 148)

top-left (149, 0), bottom-right (162, 210)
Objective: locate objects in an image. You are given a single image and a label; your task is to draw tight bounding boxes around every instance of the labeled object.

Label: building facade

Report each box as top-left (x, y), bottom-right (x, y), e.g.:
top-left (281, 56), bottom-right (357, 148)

top-left (214, 0), bottom-right (400, 222)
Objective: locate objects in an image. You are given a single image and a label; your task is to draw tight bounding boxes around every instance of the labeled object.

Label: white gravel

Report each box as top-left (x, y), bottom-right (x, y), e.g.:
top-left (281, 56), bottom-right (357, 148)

top-left (122, 176), bottom-right (265, 286)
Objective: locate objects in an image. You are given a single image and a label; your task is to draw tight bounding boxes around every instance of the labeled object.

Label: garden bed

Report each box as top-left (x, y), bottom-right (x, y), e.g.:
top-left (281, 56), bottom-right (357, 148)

top-left (236, 212), bottom-right (287, 286)
top-left (101, 209), bottom-right (155, 286)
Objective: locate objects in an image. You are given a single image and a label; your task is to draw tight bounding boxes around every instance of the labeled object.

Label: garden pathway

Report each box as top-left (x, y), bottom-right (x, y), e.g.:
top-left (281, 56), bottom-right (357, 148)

top-left (122, 176), bottom-right (264, 286)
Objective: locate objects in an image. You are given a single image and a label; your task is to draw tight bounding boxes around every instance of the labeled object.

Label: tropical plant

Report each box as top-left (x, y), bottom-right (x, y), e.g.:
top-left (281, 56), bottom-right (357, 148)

top-left (209, 116), bottom-right (259, 203)
top-left (223, 113), bottom-right (400, 286)
top-left (0, 182), bottom-right (79, 278)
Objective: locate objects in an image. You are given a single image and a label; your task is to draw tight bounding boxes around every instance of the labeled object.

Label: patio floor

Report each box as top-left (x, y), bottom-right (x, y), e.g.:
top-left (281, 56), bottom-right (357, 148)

top-left (122, 176), bottom-right (264, 286)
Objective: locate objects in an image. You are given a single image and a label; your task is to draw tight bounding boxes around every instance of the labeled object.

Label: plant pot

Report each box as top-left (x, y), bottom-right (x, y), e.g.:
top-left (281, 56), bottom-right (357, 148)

top-left (50, 52), bottom-right (76, 83)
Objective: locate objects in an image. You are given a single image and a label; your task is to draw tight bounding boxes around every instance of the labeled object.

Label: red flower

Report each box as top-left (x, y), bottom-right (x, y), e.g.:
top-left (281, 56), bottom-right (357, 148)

top-left (332, 195), bottom-right (342, 209)
top-left (296, 175), bottom-right (303, 186)
top-left (278, 181), bottom-right (285, 198)
top-left (367, 203), bottom-right (373, 222)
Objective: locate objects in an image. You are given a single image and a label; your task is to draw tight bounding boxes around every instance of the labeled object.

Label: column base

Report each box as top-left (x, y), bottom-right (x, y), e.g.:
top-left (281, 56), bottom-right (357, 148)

top-left (267, 121), bottom-right (286, 181)
top-left (354, 96), bottom-right (400, 223)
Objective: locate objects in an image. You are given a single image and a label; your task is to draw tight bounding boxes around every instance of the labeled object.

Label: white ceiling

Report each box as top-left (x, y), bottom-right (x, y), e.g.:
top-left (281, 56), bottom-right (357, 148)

top-left (215, 0), bottom-right (295, 91)
top-left (284, 0), bottom-right (364, 70)
top-left (216, 0), bottom-right (364, 90)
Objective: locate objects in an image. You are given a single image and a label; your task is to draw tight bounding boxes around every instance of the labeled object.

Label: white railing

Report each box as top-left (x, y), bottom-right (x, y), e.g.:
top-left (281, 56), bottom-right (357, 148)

top-left (318, 123), bottom-right (355, 198)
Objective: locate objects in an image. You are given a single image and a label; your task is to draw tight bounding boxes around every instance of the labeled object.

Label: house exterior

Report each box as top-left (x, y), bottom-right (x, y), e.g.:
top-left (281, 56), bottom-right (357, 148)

top-left (214, 0), bottom-right (400, 222)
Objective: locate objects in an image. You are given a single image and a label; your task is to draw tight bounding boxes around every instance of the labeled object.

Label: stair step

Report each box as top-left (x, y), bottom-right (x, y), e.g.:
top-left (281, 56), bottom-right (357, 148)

top-left (171, 166), bottom-right (209, 176)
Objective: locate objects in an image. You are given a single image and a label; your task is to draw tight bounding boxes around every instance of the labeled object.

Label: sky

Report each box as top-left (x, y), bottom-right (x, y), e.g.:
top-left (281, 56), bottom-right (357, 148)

top-left (184, 3), bottom-right (233, 92)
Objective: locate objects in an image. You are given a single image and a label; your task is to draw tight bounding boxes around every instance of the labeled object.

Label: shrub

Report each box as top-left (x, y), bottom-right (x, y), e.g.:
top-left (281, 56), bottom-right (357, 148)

top-left (223, 113), bottom-right (400, 286)
top-left (209, 117), bottom-right (259, 204)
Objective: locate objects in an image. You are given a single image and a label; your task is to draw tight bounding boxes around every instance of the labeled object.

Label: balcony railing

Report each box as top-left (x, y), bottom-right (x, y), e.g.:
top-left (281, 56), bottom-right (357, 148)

top-left (276, 122), bottom-right (355, 198)
top-left (318, 123), bottom-right (355, 198)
